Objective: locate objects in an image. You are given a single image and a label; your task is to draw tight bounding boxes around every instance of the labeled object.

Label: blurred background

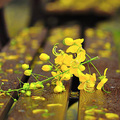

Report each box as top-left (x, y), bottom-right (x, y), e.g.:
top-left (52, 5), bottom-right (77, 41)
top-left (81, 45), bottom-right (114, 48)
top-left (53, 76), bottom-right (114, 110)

top-left (4, 0), bottom-right (120, 62)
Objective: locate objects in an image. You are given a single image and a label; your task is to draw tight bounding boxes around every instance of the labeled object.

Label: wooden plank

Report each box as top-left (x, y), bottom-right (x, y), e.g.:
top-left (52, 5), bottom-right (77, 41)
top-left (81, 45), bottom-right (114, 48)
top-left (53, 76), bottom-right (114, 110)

top-left (78, 28), bottom-right (120, 120)
top-left (44, 1), bottom-right (115, 16)
top-left (0, 26), bottom-right (47, 120)
top-left (7, 25), bottom-right (80, 120)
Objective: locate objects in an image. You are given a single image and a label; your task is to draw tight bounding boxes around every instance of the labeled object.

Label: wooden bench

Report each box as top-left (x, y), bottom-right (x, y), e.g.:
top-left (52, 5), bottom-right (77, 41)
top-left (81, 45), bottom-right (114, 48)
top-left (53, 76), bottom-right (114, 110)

top-left (0, 24), bottom-right (120, 120)
top-left (0, 1), bottom-right (120, 120)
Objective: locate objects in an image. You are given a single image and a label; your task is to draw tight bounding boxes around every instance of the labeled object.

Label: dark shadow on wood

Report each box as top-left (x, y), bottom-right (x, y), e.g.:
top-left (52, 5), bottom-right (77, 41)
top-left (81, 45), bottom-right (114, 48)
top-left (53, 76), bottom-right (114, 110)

top-left (0, 8), bottom-right (10, 50)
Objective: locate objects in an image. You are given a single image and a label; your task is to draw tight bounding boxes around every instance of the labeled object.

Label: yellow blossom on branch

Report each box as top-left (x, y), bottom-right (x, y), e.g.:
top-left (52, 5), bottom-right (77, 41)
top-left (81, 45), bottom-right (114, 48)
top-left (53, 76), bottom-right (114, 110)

top-left (63, 37), bottom-right (74, 46)
top-left (22, 64), bottom-right (29, 70)
top-left (39, 53), bottom-right (50, 61)
top-left (42, 65), bottom-right (53, 71)
top-left (78, 73), bottom-right (96, 91)
top-left (66, 45), bottom-right (80, 53)
top-left (24, 69), bottom-right (32, 76)
top-left (54, 85), bottom-right (63, 93)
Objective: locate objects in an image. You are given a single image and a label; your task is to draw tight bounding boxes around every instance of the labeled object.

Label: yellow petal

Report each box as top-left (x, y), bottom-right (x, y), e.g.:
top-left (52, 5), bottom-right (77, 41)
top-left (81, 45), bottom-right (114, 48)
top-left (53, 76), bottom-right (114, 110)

top-left (74, 38), bottom-right (84, 46)
top-left (66, 45), bottom-right (79, 53)
top-left (105, 113), bottom-right (119, 119)
top-left (78, 83), bottom-right (85, 90)
top-left (96, 82), bottom-right (104, 90)
top-left (104, 68), bottom-right (108, 76)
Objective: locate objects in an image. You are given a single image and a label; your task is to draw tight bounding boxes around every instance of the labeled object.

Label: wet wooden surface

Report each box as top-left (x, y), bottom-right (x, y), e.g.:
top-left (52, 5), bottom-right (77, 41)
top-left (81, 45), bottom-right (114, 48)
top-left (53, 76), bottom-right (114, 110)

top-left (6, 25), bottom-right (80, 120)
top-left (78, 28), bottom-right (120, 120)
top-left (0, 27), bottom-right (47, 120)
top-left (0, 24), bottom-right (120, 120)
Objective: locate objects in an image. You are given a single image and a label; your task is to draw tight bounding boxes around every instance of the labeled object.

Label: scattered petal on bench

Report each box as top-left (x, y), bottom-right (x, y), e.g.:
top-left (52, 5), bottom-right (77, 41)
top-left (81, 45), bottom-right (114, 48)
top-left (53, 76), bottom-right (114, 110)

top-left (1, 79), bottom-right (8, 82)
top-left (32, 109), bottom-right (48, 114)
top-left (47, 103), bottom-right (63, 107)
top-left (105, 113), bottom-right (119, 119)
top-left (31, 96), bottom-right (46, 100)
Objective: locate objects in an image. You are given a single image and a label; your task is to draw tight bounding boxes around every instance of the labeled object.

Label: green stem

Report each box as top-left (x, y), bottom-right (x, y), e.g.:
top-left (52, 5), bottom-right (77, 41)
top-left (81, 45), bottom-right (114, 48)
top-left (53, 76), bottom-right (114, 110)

top-left (86, 58), bottom-right (91, 74)
top-left (102, 86), bottom-right (111, 93)
top-left (41, 70), bottom-right (69, 83)
top-left (86, 54), bottom-right (101, 76)
top-left (33, 73), bottom-right (48, 78)
top-left (48, 60), bottom-right (58, 70)
top-left (32, 73), bottom-right (39, 81)
top-left (0, 88), bottom-right (23, 93)
top-left (81, 56), bottom-right (99, 65)
top-left (17, 77), bottom-right (24, 88)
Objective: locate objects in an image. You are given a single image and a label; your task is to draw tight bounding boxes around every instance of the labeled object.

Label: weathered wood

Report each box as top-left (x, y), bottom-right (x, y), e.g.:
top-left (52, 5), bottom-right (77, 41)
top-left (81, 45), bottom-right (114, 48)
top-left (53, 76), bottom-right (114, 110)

top-left (0, 27), bottom-right (47, 120)
top-left (78, 28), bottom-right (120, 120)
top-left (7, 25), bottom-right (80, 120)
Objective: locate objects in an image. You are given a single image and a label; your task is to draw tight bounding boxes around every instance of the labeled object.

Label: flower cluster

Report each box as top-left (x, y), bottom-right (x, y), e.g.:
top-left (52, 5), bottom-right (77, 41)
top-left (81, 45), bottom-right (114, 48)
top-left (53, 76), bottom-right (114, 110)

top-left (39, 38), bottom-right (108, 93)
top-left (0, 37), bottom-right (109, 99)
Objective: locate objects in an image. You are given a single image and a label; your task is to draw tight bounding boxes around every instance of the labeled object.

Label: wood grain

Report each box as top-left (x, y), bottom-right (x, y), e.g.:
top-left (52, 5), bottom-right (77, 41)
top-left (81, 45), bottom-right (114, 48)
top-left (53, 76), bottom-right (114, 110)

top-left (7, 25), bottom-right (80, 120)
top-left (0, 27), bottom-right (47, 120)
top-left (78, 28), bottom-right (120, 120)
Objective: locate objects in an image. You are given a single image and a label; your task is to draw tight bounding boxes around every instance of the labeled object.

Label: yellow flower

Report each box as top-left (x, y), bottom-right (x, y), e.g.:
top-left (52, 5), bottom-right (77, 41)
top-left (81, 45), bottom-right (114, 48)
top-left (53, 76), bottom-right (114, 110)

top-left (30, 83), bottom-right (36, 89)
top-left (42, 65), bottom-right (52, 71)
top-left (97, 68), bottom-right (108, 90)
top-left (69, 68), bottom-right (83, 77)
top-left (22, 64), bottom-right (29, 70)
top-left (24, 69), bottom-right (32, 76)
top-left (54, 54), bottom-right (64, 65)
top-left (61, 73), bottom-right (72, 80)
top-left (56, 81), bottom-right (63, 86)
top-left (54, 85), bottom-right (63, 93)
top-left (63, 54), bottom-right (73, 66)
top-left (105, 113), bottom-right (119, 119)
top-left (55, 53), bottom-right (73, 66)
top-left (61, 65), bottom-right (68, 71)
top-left (63, 38), bottom-right (74, 46)
top-left (51, 71), bottom-right (62, 80)
top-left (35, 81), bottom-right (44, 88)
top-left (75, 49), bottom-right (86, 63)
top-left (39, 53), bottom-right (50, 61)
top-left (69, 60), bottom-right (85, 77)
top-left (78, 73), bottom-right (96, 90)
top-left (97, 78), bottom-right (108, 90)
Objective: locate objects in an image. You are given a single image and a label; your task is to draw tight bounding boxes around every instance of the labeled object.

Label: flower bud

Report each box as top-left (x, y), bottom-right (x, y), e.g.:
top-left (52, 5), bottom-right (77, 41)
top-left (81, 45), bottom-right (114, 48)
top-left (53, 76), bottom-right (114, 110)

top-left (42, 65), bottom-right (52, 71)
top-left (22, 64), bottom-right (29, 70)
top-left (21, 90), bottom-right (26, 94)
top-left (26, 91), bottom-right (31, 97)
top-left (35, 81), bottom-right (44, 88)
top-left (63, 38), bottom-right (74, 46)
top-left (39, 53), bottom-right (50, 61)
top-left (30, 83), bottom-right (36, 89)
top-left (23, 83), bottom-right (30, 90)
top-left (24, 69), bottom-right (32, 76)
